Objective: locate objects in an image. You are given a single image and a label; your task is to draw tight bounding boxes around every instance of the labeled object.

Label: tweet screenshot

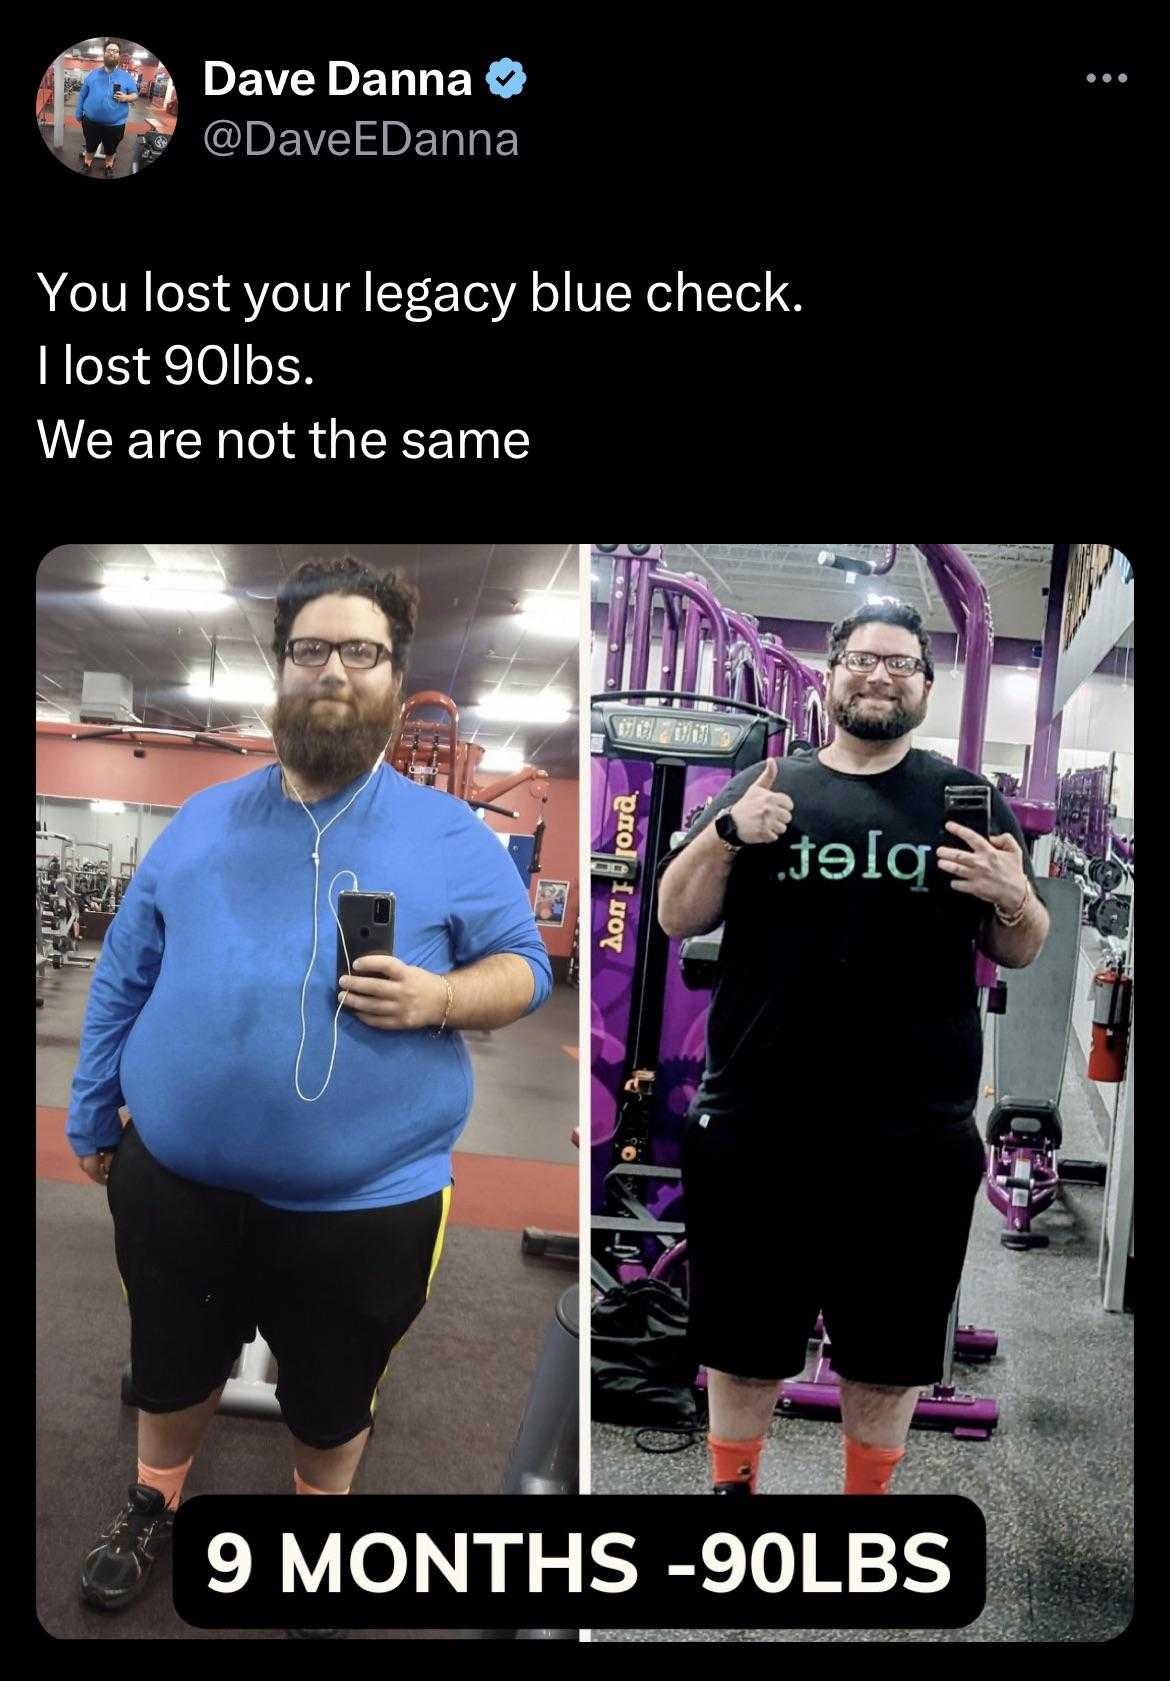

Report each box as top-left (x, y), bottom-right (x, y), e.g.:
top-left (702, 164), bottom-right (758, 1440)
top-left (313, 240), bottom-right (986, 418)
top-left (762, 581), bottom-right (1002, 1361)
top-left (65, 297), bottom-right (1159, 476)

top-left (28, 17), bottom-right (1137, 1647)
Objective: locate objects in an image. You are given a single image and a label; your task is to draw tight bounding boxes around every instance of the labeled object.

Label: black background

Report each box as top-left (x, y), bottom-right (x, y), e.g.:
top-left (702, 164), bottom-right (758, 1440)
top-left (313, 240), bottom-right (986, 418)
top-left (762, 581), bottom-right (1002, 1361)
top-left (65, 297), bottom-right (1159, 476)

top-left (21, 17), bottom-right (1150, 525)
top-left (24, 19), bottom-right (1144, 1648)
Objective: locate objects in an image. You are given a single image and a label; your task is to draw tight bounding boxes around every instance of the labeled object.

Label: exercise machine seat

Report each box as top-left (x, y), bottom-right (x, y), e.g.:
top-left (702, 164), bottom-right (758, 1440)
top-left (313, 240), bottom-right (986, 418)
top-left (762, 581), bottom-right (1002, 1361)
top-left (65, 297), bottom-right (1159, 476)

top-left (986, 1097), bottom-right (1063, 1149)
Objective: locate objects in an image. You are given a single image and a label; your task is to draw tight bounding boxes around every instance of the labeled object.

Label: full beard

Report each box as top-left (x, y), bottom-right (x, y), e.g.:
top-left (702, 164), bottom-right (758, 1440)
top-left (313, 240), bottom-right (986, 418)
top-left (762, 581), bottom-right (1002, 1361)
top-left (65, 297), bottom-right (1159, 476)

top-left (827, 689), bottom-right (928, 742)
top-left (269, 687), bottom-right (403, 788)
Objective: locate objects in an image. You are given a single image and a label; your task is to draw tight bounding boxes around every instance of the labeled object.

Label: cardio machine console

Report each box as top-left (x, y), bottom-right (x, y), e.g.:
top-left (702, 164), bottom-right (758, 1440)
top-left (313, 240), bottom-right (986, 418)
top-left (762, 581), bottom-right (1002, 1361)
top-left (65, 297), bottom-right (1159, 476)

top-left (591, 703), bottom-right (772, 771)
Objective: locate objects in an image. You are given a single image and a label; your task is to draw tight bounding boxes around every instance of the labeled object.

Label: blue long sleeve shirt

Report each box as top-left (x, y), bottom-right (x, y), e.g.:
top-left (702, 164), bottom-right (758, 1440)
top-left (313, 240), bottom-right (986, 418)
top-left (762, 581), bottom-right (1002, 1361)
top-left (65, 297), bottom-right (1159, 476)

top-left (65, 764), bottom-right (554, 1211)
top-left (76, 66), bottom-right (138, 126)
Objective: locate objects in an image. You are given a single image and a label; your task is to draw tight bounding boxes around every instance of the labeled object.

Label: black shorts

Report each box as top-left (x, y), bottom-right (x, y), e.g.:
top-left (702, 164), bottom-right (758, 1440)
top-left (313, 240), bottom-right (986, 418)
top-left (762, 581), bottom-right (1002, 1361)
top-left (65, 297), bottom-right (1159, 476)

top-left (680, 1107), bottom-right (987, 1386)
top-left (80, 118), bottom-right (128, 155)
top-left (106, 1122), bottom-right (450, 1448)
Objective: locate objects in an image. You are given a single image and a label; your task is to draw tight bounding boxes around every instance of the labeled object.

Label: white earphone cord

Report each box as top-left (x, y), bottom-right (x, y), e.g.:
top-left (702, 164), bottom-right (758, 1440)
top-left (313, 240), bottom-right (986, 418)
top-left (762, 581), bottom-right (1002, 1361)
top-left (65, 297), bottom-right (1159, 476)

top-left (276, 735), bottom-right (397, 1103)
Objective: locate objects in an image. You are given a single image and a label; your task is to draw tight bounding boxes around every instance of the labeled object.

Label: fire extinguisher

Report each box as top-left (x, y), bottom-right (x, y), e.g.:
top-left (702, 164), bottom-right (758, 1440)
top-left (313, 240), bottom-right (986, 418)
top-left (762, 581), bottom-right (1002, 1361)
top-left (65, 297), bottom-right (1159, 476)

top-left (1087, 963), bottom-right (1133, 1082)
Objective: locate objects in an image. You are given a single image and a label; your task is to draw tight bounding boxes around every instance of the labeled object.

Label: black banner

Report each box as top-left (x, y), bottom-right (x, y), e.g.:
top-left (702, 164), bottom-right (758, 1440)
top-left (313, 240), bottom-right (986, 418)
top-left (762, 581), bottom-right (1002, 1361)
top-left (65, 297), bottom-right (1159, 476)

top-left (173, 1494), bottom-right (985, 1631)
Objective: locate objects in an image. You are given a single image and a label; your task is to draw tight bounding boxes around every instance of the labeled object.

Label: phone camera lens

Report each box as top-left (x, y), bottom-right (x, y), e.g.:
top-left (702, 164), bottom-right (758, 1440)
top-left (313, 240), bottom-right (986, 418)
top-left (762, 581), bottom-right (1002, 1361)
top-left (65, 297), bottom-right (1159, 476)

top-left (374, 898), bottom-right (390, 924)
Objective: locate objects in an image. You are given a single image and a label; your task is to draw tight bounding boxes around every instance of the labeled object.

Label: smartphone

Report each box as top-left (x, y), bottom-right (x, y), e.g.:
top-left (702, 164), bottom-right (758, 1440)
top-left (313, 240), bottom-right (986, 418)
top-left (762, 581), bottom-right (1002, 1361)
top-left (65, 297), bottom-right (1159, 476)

top-left (336, 891), bottom-right (396, 987)
top-left (944, 784), bottom-right (991, 846)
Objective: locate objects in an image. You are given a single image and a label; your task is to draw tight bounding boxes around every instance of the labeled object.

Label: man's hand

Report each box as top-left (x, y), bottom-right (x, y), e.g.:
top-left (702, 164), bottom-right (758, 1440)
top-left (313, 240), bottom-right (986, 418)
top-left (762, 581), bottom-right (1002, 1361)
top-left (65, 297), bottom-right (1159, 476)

top-left (937, 824), bottom-right (1030, 913)
top-left (78, 1149), bottom-right (117, 1185)
top-left (728, 759), bottom-right (795, 845)
top-left (339, 954), bottom-right (448, 1031)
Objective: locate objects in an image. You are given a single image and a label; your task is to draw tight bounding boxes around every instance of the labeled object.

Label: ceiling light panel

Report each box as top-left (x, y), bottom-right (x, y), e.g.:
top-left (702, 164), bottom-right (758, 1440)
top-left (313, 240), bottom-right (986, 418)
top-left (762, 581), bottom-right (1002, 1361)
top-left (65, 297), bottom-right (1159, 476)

top-left (476, 692), bottom-right (572, 723)
top-left (102, 587), bottom-right (232, 614)
top-left (478, 747), bottom-right (526, 772)
top-left (186, 675), bottom-right (275, 705)
top-left (515, 595), bottom-right (579, 638)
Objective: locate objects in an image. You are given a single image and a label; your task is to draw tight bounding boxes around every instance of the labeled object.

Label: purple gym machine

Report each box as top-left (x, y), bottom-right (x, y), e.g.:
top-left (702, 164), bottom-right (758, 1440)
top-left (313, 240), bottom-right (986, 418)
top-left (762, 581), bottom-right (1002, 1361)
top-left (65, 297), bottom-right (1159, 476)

top-left (591, 546), bottom-right (793, 1259)
top-left (591, 544), bottom-right (1000, 1439)
top-left (1050, 765), bottom-right (1132, 939)
top-left (591, 550), bottom-right (835, 1217)
top-left (1056, 766), bottom-right (1112, 862)
top-left (980, 578), bottom-right (1115, 1246)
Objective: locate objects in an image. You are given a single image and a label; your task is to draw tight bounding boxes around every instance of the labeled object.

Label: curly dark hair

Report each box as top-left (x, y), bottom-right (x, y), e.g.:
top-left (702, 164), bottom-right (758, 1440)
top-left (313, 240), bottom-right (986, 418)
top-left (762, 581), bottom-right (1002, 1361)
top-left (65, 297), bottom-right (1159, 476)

top-left (826, 600), bottom-right (934, 683)
top-left (272, 555), bottom-right (419, 672)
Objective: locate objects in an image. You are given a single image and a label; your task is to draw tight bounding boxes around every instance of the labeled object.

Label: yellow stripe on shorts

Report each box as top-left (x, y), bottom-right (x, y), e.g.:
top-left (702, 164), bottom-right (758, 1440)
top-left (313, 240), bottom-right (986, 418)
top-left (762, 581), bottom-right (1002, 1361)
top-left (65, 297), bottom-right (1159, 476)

top-left (426, 1183), bottom-right (452, 1298)
top-left (370, 1183), bottom-right (453, 1418)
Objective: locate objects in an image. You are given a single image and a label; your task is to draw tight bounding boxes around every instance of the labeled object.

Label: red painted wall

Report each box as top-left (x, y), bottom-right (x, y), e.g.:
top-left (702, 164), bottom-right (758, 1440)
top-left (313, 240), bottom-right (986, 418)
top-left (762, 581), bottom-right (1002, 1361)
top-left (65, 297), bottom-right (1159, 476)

top-left (481, 776), bottom-right (580, 959)
top-left (36, 725), bottom-right (580, 958)
top-left (36, 723), bottom-right (272, 807)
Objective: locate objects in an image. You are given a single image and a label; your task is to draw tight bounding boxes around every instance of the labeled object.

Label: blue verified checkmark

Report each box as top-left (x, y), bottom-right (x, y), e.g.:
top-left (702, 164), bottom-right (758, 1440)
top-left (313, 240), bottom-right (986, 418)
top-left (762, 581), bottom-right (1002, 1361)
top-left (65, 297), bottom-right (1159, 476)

top-left (486, 57), bottom-right (527, 98)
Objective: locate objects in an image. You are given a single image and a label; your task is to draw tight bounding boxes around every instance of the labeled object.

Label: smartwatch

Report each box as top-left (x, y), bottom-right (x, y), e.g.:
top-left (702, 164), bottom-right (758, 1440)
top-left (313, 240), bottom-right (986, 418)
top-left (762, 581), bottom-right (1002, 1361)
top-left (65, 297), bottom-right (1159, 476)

top-left (714, 811), bottom-right (744, 850)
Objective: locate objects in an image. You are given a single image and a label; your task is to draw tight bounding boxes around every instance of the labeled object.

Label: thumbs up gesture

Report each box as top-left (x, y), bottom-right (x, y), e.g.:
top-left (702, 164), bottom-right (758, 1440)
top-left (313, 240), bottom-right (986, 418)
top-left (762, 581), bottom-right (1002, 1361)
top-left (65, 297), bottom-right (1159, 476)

top-left (728, 758), bottom-right (795, 845)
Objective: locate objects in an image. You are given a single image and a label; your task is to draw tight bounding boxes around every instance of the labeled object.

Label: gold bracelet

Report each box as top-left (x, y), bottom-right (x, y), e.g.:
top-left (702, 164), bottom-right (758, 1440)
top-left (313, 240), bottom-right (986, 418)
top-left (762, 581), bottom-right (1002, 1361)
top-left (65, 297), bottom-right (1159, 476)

top-left (433, 974), bottom-right (455, 1035)
top-left (994, 886), bottom-right (1031, 928)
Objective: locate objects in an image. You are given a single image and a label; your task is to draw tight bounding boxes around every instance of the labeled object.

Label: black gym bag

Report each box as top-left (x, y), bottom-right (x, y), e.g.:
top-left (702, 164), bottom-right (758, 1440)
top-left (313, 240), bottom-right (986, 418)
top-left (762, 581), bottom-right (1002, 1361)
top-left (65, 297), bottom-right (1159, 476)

top-left (591, 1277), bottom-right (700, 1429)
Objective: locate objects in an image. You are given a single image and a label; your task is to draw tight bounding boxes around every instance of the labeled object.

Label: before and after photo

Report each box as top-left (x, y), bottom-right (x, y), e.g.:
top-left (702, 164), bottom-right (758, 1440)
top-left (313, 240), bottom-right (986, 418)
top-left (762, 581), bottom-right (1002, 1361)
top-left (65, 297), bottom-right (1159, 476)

top-left (35, 543), bottom-right (1134, 1641)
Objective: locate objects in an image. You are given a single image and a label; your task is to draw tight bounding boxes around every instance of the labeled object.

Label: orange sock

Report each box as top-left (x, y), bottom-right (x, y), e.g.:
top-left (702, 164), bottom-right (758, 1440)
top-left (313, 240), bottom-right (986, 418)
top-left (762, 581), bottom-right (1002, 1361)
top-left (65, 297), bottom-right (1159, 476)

top-left (708, 1432), bottom-right (766, 1492)
top-left (843, 1433), bottom-right (905, 1494)
top-left (294, 1469), bottom-right (350, 1495)
top-left (137, 1455), bottom-right (194, 1511)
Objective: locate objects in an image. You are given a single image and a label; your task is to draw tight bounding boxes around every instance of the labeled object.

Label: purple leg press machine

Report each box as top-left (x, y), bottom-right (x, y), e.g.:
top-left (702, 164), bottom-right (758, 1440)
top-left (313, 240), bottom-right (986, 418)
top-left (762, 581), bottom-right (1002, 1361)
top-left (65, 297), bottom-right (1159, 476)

top-left (590, 544), bottom-right (1041, 1441)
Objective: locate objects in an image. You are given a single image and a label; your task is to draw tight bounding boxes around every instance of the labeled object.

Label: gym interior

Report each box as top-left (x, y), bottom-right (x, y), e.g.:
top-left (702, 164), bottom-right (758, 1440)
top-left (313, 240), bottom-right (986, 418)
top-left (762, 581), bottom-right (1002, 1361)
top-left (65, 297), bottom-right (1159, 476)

top-left (36, 543), bottom-right (580, 1640)
top-left (589, 544), bottom-right (1134, 1643)
top-left (36, 38), bottom-right (177, 178)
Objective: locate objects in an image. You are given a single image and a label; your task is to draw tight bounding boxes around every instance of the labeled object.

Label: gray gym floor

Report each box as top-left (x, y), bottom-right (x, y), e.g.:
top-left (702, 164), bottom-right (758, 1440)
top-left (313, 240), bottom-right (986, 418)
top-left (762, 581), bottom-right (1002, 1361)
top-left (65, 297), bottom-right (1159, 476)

top-left (458, 988), bottom-right (579, 1164)
top-left (36, 947), bottom-right (579, 1640)
top-left (588, 1035), bottom-right (1135, 1643)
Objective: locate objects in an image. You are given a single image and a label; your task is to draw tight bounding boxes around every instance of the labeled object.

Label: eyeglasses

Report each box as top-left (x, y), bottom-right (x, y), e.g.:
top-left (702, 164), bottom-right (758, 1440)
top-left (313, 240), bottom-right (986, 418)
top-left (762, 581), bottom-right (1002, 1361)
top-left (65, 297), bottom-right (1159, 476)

top-left (286, 638), bottom-right (392, 670)
top-left (839, 651), bottom-right (927, 677)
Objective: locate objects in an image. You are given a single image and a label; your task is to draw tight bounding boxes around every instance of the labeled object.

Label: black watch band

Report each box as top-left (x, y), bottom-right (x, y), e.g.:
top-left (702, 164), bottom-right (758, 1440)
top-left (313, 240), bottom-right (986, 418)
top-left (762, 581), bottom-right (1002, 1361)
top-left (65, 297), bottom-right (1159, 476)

top-left (715, 811), bottom-right (744, 850)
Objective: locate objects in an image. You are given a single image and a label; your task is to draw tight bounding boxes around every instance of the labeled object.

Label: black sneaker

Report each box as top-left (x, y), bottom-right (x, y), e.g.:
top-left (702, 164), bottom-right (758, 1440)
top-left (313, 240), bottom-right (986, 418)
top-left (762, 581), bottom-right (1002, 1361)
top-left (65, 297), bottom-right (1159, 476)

top-left (712, 1480), bottom-right (753, 1495)
top-left (80, 1484), bottom-right (175, 1611)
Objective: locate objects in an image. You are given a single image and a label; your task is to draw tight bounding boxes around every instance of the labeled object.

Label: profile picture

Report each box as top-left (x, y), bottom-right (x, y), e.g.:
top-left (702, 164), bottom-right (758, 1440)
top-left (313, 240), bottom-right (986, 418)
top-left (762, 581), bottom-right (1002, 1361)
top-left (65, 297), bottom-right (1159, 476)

top-left (36, 38), bottom-right (177, 179)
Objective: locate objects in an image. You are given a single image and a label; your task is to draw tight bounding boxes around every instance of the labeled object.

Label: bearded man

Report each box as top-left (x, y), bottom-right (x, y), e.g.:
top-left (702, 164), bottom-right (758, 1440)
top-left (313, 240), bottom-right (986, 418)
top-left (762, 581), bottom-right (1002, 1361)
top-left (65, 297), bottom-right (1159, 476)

top-left (656, 601), bottom-right (1047, 1499)
top-left (67, 554), bottom-right (552, 1617)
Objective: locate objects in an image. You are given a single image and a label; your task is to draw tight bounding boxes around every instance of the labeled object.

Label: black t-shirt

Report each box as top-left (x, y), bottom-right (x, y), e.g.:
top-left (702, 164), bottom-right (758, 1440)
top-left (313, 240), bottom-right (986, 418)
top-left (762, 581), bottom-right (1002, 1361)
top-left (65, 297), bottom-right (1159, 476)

top-left (657, 747), bottom-right (1036, 1126)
